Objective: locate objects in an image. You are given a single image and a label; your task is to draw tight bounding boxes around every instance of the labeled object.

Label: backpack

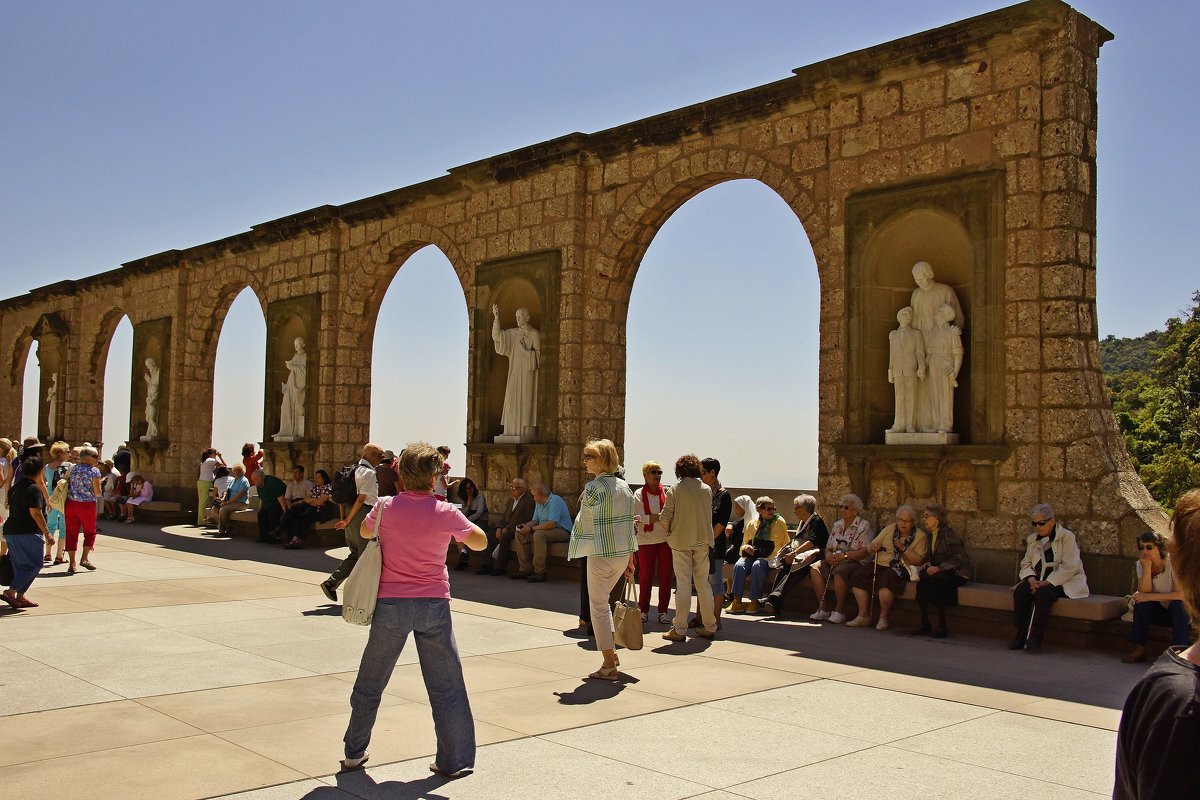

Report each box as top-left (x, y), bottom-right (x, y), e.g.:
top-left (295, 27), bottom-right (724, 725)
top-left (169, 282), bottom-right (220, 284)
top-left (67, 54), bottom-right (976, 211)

top-left (331, 463), bottom-right (360, 505)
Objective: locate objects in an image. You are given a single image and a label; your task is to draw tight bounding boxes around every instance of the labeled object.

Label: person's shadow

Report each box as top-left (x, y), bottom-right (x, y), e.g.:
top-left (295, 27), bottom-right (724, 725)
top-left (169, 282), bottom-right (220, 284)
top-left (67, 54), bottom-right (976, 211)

top-left (324, 770), bottom-right (458, 799)
top-left (554, 674), bottom-right (640, 705)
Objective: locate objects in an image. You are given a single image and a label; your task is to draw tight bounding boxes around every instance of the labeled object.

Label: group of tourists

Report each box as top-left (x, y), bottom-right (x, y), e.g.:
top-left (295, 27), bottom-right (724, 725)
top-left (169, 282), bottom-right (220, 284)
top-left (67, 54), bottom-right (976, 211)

top-left (0, 437), bottom-right (152, 609)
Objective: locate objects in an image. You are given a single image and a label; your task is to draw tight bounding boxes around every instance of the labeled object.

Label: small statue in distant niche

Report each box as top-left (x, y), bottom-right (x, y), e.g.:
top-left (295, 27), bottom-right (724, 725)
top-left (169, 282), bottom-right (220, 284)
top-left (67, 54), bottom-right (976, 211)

top-left (909, 261), bottom-right (964, 432)
top-left (272, 336), bottom-right (307, 441)
top-left (887, 307), bottom-right (925, 434)
top-left (46, 372), bottom-right (58, 434)
top-left (141, 358), bottom-right (160, 441)
top-left (492, 304), bottom-right (540, 442)
top-left (925, 303), bottom-right (964, 434)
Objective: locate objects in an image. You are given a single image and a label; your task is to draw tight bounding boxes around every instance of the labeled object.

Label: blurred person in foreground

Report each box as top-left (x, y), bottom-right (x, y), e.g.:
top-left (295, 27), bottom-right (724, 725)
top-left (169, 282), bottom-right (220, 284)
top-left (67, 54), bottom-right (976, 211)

top-left (341, 442), bottom-right (486, 778)
top-left (1114, 488), bottom-right (1200, 799)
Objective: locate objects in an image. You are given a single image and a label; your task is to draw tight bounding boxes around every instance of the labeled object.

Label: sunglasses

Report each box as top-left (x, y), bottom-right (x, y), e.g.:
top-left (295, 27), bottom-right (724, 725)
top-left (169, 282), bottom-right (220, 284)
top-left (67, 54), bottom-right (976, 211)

top-left (1139, 544), bottom-right (1157, 551)
top-left (1031, 519), bottom-right (1052, 527)
top-left (758, 506), bottom-right (775, 512)
top-left (647, 469), bottom-right (663, 475)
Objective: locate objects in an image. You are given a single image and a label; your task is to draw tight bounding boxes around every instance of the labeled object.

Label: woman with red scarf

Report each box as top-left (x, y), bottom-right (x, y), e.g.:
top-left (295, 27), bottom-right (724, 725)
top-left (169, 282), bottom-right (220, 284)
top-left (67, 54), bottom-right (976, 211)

top-left (634, 460), bottom-right (672, 623)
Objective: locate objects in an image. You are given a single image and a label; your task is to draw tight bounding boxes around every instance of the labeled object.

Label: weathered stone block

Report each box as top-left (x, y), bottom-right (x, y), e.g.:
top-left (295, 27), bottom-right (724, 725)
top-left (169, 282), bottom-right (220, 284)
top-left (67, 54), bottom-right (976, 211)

top-left (861, 85), bottom-right (901, 121)
top-left (902, 73), bottom-right (944, 111)
top-left (923, 102), bottom-right (969, 137)
top-left (829, 96), bottom-right (860, 128)
top-left (880, 114), bottom-right (921, 149)
top-left (970, 91), bottom-right (1016, 129)
top-left (946, 61), bottom-right (992, 100)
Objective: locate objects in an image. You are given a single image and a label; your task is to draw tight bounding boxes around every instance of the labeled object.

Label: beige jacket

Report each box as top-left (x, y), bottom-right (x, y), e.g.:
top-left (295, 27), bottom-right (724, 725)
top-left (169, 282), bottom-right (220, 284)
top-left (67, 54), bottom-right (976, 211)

top-left (658, 476), bottom-right (713, 550)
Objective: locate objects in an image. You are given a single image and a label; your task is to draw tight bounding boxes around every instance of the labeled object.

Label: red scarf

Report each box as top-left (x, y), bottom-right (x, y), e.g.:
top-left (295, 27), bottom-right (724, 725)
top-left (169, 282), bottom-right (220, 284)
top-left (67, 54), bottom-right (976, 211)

top-left (641, 484), bottom-right (666, 531)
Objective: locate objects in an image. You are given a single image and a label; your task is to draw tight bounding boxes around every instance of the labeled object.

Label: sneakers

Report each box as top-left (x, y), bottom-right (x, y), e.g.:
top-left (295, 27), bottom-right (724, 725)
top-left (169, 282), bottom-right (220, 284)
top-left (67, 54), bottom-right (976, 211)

top-left (828, 611), bottom-right (847, 624)
top-left (429, 763), bottom-right (472, 779)
top-left (662, 628), bottom-right (686, 642)
top-left (809, 608), bottom-right (831, 621)
top-left (746, 600), bottom-right (761, 614)
top-left (846, 616), bottom-right (871, 627)
top-left (320, 580), bottom-right (338, 603)
top-left (725, 598), bottom-right (745, 614)
top-left (340, 753), bottom-right (369, 772)
top-left (875, 618), bottom-right (890, 631)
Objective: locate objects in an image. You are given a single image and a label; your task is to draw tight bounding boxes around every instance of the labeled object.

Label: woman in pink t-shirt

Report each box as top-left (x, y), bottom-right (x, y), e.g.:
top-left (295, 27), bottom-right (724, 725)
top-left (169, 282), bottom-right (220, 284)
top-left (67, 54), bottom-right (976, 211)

top-left (341, 442), bottom-right (486, 778)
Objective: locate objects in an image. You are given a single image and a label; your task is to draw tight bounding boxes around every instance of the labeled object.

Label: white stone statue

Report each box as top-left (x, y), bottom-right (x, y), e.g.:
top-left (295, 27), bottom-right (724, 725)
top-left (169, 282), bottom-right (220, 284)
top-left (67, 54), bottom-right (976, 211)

top-left (925, 303), bottom-right (964, 434)
top-left (491, 304), bottom-right (540, 443)
top-left (272, 336), bottom-right (307, 442)
top-left (887, 307), bottom-right (925, 434)
top-left (46, 372), bottom-right (57, 434)
top-left (140, 358), bottom-right (160, 441)
top-left (909, 261), bottom-right (964, 432)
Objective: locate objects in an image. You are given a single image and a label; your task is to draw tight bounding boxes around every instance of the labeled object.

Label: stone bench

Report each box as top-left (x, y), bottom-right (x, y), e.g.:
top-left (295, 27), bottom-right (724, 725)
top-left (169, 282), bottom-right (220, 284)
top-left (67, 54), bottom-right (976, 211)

top-left (227, 508), bottom-right (342, 546)
top-left (128, 500), bottom-right (189, 524)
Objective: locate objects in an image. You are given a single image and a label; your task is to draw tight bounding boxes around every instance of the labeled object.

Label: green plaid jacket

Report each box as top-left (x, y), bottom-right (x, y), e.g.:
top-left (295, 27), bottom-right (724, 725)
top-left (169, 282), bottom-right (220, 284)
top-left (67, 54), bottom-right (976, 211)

top-left (568, 473), bottom-right (637, 559)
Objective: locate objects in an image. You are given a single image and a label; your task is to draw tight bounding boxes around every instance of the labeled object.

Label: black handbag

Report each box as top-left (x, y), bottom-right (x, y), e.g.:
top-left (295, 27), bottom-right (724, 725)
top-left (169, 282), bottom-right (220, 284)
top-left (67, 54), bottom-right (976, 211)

top-left (0, 552), bottom-right (13, 587)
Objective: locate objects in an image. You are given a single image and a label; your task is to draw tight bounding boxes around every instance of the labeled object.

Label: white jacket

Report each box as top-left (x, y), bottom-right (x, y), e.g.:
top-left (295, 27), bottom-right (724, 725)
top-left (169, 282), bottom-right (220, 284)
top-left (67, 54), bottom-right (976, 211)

top-left (1018, 524), bottom-right (1089, 599)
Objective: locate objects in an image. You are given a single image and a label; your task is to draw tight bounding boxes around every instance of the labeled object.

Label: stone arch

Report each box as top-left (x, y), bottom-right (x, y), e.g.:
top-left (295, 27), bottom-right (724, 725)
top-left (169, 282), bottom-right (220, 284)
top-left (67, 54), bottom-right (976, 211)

top-left (596, 148), bottom-right (825, 315)
top-left (9, 325), bottom-right (35, 389)
top-left (353, 221), bottom-right (470, 311)
top-left (189, 271), bottom-right (268, 384)
top-left (87, 307), bottom-right (130, 378)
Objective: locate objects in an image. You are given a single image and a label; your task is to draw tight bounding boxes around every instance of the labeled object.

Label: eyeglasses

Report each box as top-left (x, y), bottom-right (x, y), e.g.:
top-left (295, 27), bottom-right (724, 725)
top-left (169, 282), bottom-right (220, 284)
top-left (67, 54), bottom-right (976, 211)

top-left (758, 506), bottom-right (775, 512)
top-left (1030, 518), bottom-right (1053, 527)
top-left (647, 469), bottom-right (663, 475)
top-left (1139, 544), bottom-right (1157, 551)
top-left (840, 505), bottom-right (853, 510)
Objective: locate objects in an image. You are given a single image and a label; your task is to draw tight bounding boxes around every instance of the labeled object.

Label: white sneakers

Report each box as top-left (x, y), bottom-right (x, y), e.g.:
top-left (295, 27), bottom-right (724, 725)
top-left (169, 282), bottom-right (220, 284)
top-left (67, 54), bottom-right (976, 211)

top-left (875, 618), bottom-right (890, 631)
top-left (828, 611), bottom-right (847, 624)
top-left (845, 615), bottom-right (872, 627)
top-left (809, 609), bottom-right (831, 621)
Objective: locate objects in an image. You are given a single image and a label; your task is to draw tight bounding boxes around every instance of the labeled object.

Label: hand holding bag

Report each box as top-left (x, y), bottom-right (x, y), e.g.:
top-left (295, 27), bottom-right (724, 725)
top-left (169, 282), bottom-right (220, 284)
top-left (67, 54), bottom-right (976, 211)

top-left (612, 580), bottom-right (643, 651)
top-left (48, 465), bottom-right (71, 514)
top-left (342, 500), bottom-right (384, 626)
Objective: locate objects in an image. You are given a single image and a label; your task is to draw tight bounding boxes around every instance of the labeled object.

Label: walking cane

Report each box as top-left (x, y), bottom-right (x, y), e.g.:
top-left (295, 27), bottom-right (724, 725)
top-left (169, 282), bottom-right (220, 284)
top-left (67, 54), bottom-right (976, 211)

top-left (868, 549), bottom-right (882, 623)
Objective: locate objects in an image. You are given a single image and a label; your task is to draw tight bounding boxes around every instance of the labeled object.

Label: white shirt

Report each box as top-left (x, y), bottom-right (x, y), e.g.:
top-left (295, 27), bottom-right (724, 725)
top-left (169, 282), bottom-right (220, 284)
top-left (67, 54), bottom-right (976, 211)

top-left (199, 457), bottom-right (220, 482)
top-left (285, 479), bottom-right (314, 502)
top-left (1137, 558), bottom-right (1178, 608)
top-left (355, 459), bottom-right (379, 505)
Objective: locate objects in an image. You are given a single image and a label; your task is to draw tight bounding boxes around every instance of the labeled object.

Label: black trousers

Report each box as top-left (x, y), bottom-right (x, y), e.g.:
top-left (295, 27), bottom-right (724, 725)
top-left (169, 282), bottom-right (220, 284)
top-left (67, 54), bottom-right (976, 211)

top-left (767, 553), bottom-right (822, 606)
top-left (257, 503), bottom-right (283, 539)
top-left (1012, 582), bottom-right (1066, 642)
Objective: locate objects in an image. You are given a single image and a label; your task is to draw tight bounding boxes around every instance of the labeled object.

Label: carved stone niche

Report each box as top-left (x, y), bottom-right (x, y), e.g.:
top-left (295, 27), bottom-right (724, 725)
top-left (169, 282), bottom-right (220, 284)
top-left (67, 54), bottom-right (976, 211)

top-left (32, 313), bottom-right (68, 441)
top-left (130, 317), bottom-right (171, 449)
top-left (471, 250), bottom-right (561, 448)
top-left (835, 443), bottom-right (1010, 512)
top-left (263, 293), bottom-right (320, 447)
top-left (469, 442), bottom-right (560, 507)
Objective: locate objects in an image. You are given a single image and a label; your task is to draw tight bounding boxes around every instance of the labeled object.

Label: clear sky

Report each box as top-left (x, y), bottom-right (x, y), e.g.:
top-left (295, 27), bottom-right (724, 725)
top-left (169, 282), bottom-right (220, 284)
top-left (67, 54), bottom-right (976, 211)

top-left (4, 1), bottom-right (1196, 488)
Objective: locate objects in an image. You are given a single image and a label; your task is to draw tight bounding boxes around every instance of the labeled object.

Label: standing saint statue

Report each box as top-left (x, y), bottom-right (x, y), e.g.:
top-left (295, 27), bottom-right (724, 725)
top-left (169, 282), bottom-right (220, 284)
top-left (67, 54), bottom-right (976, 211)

top-left (46, 372), bottom-right (58, 435)
top-left (925, 304), bottom-right (964, 434)
top-left (272, 336), bottom-right (307, 441)
top-left (887, 307), bottom-right (925, 434)
top-left (909, 261), bottom-right (964, 432)
top-left (491, 304), bottom-right (540, 442)
top-left (141, 357), bottom-right (160, 441)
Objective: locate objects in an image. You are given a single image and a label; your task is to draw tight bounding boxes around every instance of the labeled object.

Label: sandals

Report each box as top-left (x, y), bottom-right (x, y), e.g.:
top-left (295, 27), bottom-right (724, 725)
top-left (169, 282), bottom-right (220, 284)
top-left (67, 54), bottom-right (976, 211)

top-left (586, 666), bottom-right (620, 682)
top-left (2, 590), bottom-right (19, 609)
top-left (52, 557), bottom-right (66, 566)
top-left (67, 566), bottom-right (77, 575)
top-left (658, 612), bottom-right (671, 624)
top-left (80, 561), bottom-right (97, 571)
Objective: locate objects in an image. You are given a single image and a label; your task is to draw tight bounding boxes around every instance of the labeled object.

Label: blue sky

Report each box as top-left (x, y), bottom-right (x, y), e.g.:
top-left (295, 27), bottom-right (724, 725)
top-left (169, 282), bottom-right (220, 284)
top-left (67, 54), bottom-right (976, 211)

top-left (4, 1), bottom-right (1195, 488)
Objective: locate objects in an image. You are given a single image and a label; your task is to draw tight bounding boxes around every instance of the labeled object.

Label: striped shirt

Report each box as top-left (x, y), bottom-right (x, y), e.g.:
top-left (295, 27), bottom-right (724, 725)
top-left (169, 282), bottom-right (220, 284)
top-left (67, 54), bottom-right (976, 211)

top-left (568, 473), bottom-right (637, 559)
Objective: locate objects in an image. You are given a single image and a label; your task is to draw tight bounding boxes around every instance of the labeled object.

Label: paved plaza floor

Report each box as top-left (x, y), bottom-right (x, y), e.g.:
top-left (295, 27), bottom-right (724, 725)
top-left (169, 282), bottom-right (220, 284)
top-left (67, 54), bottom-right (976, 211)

top-left (0, 522), bottom-right (1136, 800)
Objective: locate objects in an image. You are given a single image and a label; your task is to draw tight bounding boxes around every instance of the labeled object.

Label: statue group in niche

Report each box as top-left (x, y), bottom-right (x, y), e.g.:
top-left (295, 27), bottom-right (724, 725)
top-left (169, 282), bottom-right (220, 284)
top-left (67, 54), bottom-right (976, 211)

top-left (887, 261), bottom-right (964, 438)
top-left (492, 304), bottom-right (540, 443)
top-left (141, 357), bottom-right (160, 441)
top-left (272, 336), bottom-right (307, 442)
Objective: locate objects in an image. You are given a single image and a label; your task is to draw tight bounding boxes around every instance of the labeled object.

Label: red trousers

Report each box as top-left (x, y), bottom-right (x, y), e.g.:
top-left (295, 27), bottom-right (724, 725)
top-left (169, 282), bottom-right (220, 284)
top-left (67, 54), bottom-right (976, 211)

top-left (637, 541), bottom-right (673, 614)
top-left (65, 500), bottom-right (98, 552)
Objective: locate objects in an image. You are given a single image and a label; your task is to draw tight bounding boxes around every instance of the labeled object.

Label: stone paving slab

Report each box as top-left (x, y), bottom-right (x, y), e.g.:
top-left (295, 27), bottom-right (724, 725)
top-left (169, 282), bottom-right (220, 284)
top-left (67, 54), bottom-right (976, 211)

top-left (0, 521), bottom-right (1136, 799)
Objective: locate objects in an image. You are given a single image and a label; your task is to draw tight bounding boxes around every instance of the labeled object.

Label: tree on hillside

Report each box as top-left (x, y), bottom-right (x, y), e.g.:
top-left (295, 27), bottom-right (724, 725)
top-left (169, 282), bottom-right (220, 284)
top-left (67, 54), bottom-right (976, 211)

top-left (1104, 291), bottom-right (1200, 508)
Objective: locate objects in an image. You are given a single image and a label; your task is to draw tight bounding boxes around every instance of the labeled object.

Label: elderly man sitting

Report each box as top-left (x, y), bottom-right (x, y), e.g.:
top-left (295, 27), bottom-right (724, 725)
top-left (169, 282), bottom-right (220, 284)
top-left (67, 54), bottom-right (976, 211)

top-left (1010, 502), bottom-right (1089, 652)
top-left (514, 483), bottom-right (573, 582)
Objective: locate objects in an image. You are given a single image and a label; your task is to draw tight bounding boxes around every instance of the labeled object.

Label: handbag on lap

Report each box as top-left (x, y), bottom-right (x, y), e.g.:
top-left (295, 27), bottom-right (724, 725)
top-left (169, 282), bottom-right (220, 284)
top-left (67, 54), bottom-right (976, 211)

top-left (341, 501), bottom-right (384, 626)
top-left (612, 580), bottom-right (643, 650)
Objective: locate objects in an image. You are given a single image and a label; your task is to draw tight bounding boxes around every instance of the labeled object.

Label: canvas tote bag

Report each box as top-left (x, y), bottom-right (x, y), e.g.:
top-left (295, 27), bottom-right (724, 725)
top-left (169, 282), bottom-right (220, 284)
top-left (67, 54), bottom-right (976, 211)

top-left (612, 580), bottom-right (643, 650)
top-left (342, 501), bottom-right (384, 626)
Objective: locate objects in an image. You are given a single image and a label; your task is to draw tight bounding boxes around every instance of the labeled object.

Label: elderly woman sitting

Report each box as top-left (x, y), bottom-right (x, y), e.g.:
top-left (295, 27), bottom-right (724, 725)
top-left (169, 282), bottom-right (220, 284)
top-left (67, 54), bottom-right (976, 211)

top-left (726, 497), bottom-right (789, 614)
top-left (912, 503), bottom-right (972, 638)
top-left (1124, 531), bottom-right (1193, 663)
top-left (847, 505), bottom-right (927, 630)
top-left (810, 493), bottom-right (874, 623)
top-left (1010, 502), bottom-right (1089, 652)
top-left (117, 474), bottom-right (153, 523)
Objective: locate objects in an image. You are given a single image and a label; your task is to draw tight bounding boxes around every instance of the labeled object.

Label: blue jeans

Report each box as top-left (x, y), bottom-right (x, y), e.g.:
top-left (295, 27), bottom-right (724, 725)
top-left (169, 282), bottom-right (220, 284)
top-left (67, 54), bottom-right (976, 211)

top-left (344, 597), bottom-right (475, 772)
top-left (731, 557), bottom-right (769, 600)
top-left (6, 533), bottom-right (44, 593)
top-left (1129, 599), bottom-right (1192, 647)
top-left (47, 509), bottom-right (65, 540)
